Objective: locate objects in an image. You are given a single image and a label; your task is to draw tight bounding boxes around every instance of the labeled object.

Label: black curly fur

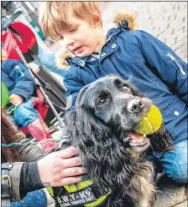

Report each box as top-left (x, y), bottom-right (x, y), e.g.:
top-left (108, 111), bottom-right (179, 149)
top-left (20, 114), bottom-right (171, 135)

top-left (64, 75), bottom-right (173, 207)
top-left (148, 124), bottom-right (174, 153)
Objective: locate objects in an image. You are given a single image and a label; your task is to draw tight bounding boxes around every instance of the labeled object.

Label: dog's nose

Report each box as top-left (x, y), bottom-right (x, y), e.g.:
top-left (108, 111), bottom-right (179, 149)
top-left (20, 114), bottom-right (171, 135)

top-left (127, 99), bottom-right (143, 113)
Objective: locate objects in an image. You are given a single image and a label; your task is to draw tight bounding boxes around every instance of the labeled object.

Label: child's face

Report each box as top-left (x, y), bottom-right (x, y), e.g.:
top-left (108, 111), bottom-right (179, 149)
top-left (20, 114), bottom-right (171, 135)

top-left (59, 17), bottom-right (104, 57)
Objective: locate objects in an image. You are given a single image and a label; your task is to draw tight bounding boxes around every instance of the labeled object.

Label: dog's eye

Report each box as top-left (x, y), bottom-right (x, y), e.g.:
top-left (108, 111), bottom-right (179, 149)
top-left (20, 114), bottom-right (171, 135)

top-left (122, 85), bottom-right (130, 92)
top-left (97, 98), bottom-right (106, 106)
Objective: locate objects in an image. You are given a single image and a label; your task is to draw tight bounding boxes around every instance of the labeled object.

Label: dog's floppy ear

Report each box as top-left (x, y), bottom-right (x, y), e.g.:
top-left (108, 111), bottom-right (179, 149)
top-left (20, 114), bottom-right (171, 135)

top-left (66, 106), bottom-right (110, 147)
top-left (148, 124), bottom-right (174, 153)
top-left (74, 82), bottom-right (111, 144)
top-left (76, 84), bottom-right (91, 106)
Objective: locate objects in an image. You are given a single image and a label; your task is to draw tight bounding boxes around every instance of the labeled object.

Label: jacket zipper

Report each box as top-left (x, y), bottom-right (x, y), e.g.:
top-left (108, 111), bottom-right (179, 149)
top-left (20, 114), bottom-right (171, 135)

top-left (167, 53), bottom-right (186, 75)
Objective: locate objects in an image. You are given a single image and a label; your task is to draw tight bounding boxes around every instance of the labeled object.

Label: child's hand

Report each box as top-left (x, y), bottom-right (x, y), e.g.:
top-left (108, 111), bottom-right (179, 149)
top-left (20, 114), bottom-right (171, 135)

top-left (9, 94), bottom-right (24, 106)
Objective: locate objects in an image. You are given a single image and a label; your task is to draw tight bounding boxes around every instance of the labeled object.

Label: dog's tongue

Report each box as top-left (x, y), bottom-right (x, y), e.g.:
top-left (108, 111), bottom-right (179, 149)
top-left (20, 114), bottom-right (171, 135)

top-left (128, 132), bottom-right (147, 143)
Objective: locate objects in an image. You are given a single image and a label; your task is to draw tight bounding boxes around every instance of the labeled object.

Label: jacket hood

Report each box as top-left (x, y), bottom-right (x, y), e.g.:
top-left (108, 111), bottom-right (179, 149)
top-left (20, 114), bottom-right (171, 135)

top-left (55, 50), bottom-right (74, 69)
top-left (55, 12), bottom-right (136, 69)
top-left (113, 12), bottom-right (136, 31)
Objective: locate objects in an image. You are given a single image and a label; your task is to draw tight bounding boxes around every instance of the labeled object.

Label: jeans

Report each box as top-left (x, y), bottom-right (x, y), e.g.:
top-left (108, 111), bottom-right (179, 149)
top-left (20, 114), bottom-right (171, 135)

top-left (14, 98), bottom-right (40, 127)
top-left (156, 139), bottom-right (188, 183)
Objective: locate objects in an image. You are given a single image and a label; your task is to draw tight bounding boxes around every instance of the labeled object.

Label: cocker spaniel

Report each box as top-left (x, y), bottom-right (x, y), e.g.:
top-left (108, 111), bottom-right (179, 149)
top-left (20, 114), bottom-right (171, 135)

top-left (64, 75), bottom-right (173, 207)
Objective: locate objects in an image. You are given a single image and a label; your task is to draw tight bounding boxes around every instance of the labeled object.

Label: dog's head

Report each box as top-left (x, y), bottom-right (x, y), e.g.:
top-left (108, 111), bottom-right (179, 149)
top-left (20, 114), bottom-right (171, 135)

top-left (77, 75), bottom-right (152, 129)
top-left (76, 75), bottom-right (152, 153)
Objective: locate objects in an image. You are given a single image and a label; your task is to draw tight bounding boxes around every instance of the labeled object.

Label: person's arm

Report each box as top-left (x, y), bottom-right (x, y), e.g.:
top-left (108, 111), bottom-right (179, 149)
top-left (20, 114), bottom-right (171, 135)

top-left (2, 60), bottom-right (35, 101)
top-left (1, 123), bottom-right (47, 202)
top-left (1, 110), bottom-right (47, 163)
top-left (63, 71), bottom-right (84, 110)
top-left (9, 162), bottom-right (25, 201)
top-left (13, 131), bottom-right (47, 162)
top-left (7, 147), bottom-right (86, 201)
top-left (137, 30), bottom-right (187, 104)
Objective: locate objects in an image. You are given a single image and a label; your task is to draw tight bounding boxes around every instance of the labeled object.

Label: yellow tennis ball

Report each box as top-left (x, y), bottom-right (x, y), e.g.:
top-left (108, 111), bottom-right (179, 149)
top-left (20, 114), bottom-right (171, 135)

top-left (135, 105), bottom-right (162, 135)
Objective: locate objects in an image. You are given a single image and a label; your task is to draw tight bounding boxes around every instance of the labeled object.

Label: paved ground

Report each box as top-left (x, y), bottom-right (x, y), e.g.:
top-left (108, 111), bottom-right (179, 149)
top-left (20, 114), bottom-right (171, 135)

top-left (155, 175), bottom-right (188, 207)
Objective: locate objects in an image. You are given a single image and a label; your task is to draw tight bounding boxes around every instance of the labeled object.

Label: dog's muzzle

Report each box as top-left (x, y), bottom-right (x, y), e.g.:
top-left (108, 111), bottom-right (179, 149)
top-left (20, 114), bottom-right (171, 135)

top-left (127, 99), bottom-right (144, 113)
top-left (120, 98), bottom-right (144, 114)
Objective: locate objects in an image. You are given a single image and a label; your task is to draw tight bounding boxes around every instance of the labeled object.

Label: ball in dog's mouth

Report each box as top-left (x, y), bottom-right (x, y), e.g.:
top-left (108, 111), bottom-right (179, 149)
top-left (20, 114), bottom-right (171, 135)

top-left (123, 104), bottom-right (162, 152)
top-left (134, 104), bottom-right (163, 135)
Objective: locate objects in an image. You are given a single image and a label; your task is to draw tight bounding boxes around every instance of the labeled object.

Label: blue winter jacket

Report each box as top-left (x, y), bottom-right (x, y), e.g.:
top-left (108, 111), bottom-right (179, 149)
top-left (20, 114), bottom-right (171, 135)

top-left (2, 59), bottom-right (35, 101)
top-left (55, 19), bottom-right (187, 145)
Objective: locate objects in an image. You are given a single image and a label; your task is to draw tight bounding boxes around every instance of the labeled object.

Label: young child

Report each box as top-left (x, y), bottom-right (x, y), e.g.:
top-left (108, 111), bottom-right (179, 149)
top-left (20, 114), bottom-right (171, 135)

top-left (1, 48), bottom-right (57, 152)
top-left (39, 2), bottom-right (187, 186)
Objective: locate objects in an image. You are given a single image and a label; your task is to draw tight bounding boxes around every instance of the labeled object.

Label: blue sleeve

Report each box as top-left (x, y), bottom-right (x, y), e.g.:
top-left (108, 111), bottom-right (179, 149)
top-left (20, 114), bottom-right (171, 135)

top-left (138, 30), bottom-right (188, 104)
top-left (2, 60), bottom-right (35, 101)
top-left (63, 70), bottom-right (84, 111)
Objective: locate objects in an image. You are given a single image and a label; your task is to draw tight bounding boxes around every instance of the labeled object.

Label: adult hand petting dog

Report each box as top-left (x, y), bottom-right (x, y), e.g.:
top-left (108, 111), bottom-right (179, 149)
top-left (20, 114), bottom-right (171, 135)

top-left (37, 146), bottom-right (87, 187)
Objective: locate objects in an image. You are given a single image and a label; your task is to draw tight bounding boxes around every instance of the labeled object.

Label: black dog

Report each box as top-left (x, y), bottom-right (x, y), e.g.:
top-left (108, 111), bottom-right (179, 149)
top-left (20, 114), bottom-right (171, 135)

top-left (64, 75), bottom-right (173, 207)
